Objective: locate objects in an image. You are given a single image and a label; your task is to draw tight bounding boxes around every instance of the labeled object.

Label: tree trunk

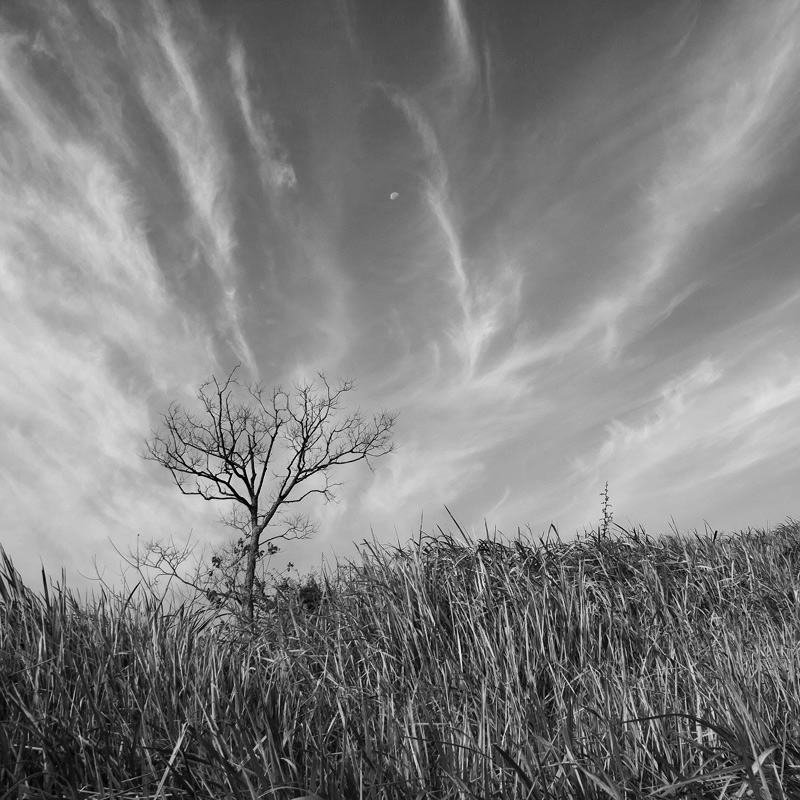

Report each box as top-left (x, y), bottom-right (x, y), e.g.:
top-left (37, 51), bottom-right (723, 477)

top-left (243, 509), bottom-right (260, 622)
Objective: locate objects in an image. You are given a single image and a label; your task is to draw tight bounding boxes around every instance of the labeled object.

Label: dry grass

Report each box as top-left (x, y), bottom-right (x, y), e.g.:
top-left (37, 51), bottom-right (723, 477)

top-left (1, 517), bottom-right (800, 799)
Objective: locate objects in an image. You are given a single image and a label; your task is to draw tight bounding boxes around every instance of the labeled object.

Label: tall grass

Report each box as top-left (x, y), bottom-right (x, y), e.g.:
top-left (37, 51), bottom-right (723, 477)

top-left (1, 518), bottom-right (800, 799)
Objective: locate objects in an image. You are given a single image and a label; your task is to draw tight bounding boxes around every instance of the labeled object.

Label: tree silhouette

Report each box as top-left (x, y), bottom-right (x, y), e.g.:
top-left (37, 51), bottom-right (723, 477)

top-left (144, 366), bottom-right (396, 621)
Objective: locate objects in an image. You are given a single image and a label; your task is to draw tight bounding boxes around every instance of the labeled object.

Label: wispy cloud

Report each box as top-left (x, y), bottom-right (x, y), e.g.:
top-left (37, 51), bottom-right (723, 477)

top-left (570, 359), bottom-right (723, 482)
top-left (354, 2), bottom-right (534, 529)
top-left (0, 0), bottom-right (256, 580)
top-left (597, 0), bottom-right (800, 360)
top-left (386, 25), bottom-right (523, 384)
top-left (443, 0), bottom-right (478, 91)
top-left (140, 0), bottom-right (256, 374)
top-left (564, 289), bottom-right (800, 529)
top-left (228, 38), bottom-right (296, 194)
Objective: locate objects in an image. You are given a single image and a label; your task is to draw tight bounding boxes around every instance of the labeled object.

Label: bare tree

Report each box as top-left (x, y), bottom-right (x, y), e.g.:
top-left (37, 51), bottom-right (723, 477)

top-left (144, 366), bottom-right (396, 621)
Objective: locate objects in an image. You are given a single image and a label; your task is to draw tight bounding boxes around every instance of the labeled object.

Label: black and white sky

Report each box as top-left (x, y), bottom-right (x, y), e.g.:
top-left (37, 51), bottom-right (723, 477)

top-left (2, 0), bottom-right (800, 588)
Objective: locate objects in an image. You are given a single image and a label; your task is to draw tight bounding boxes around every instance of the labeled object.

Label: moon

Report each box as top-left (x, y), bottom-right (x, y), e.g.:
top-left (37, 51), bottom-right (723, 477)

top-left (389, 192), bottom-right (399, 200)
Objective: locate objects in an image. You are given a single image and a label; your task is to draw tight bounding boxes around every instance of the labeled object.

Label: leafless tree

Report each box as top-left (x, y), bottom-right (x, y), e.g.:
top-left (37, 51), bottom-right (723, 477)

top-left (144, 366), bottom-right (396, 621)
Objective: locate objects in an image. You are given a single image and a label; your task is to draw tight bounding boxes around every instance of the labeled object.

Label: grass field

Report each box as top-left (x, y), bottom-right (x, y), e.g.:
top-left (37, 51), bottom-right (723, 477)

top-left (1, 517), bottom-right (799, 799)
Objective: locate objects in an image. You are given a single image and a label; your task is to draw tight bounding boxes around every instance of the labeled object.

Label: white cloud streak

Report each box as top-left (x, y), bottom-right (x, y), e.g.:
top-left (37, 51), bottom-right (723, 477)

top-left (599, 0), bottom-right (800, 359)
top-left (443, 0), bottom-right (478, 90)
top-left (228, 37), bottom-right (296, 193)
top-left (357, 2), bottom-right (535, 529)
top-left (0, 0), bottom-right (257, 583)
top-left (139, 0), bottom-right (256, 374)
top-left (566, 296), bottom-right (800, 528)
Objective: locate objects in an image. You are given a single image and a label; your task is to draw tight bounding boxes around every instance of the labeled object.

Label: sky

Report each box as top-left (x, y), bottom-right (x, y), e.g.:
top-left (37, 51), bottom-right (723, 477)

top-left (2, 0), bottom-right (800, 593)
